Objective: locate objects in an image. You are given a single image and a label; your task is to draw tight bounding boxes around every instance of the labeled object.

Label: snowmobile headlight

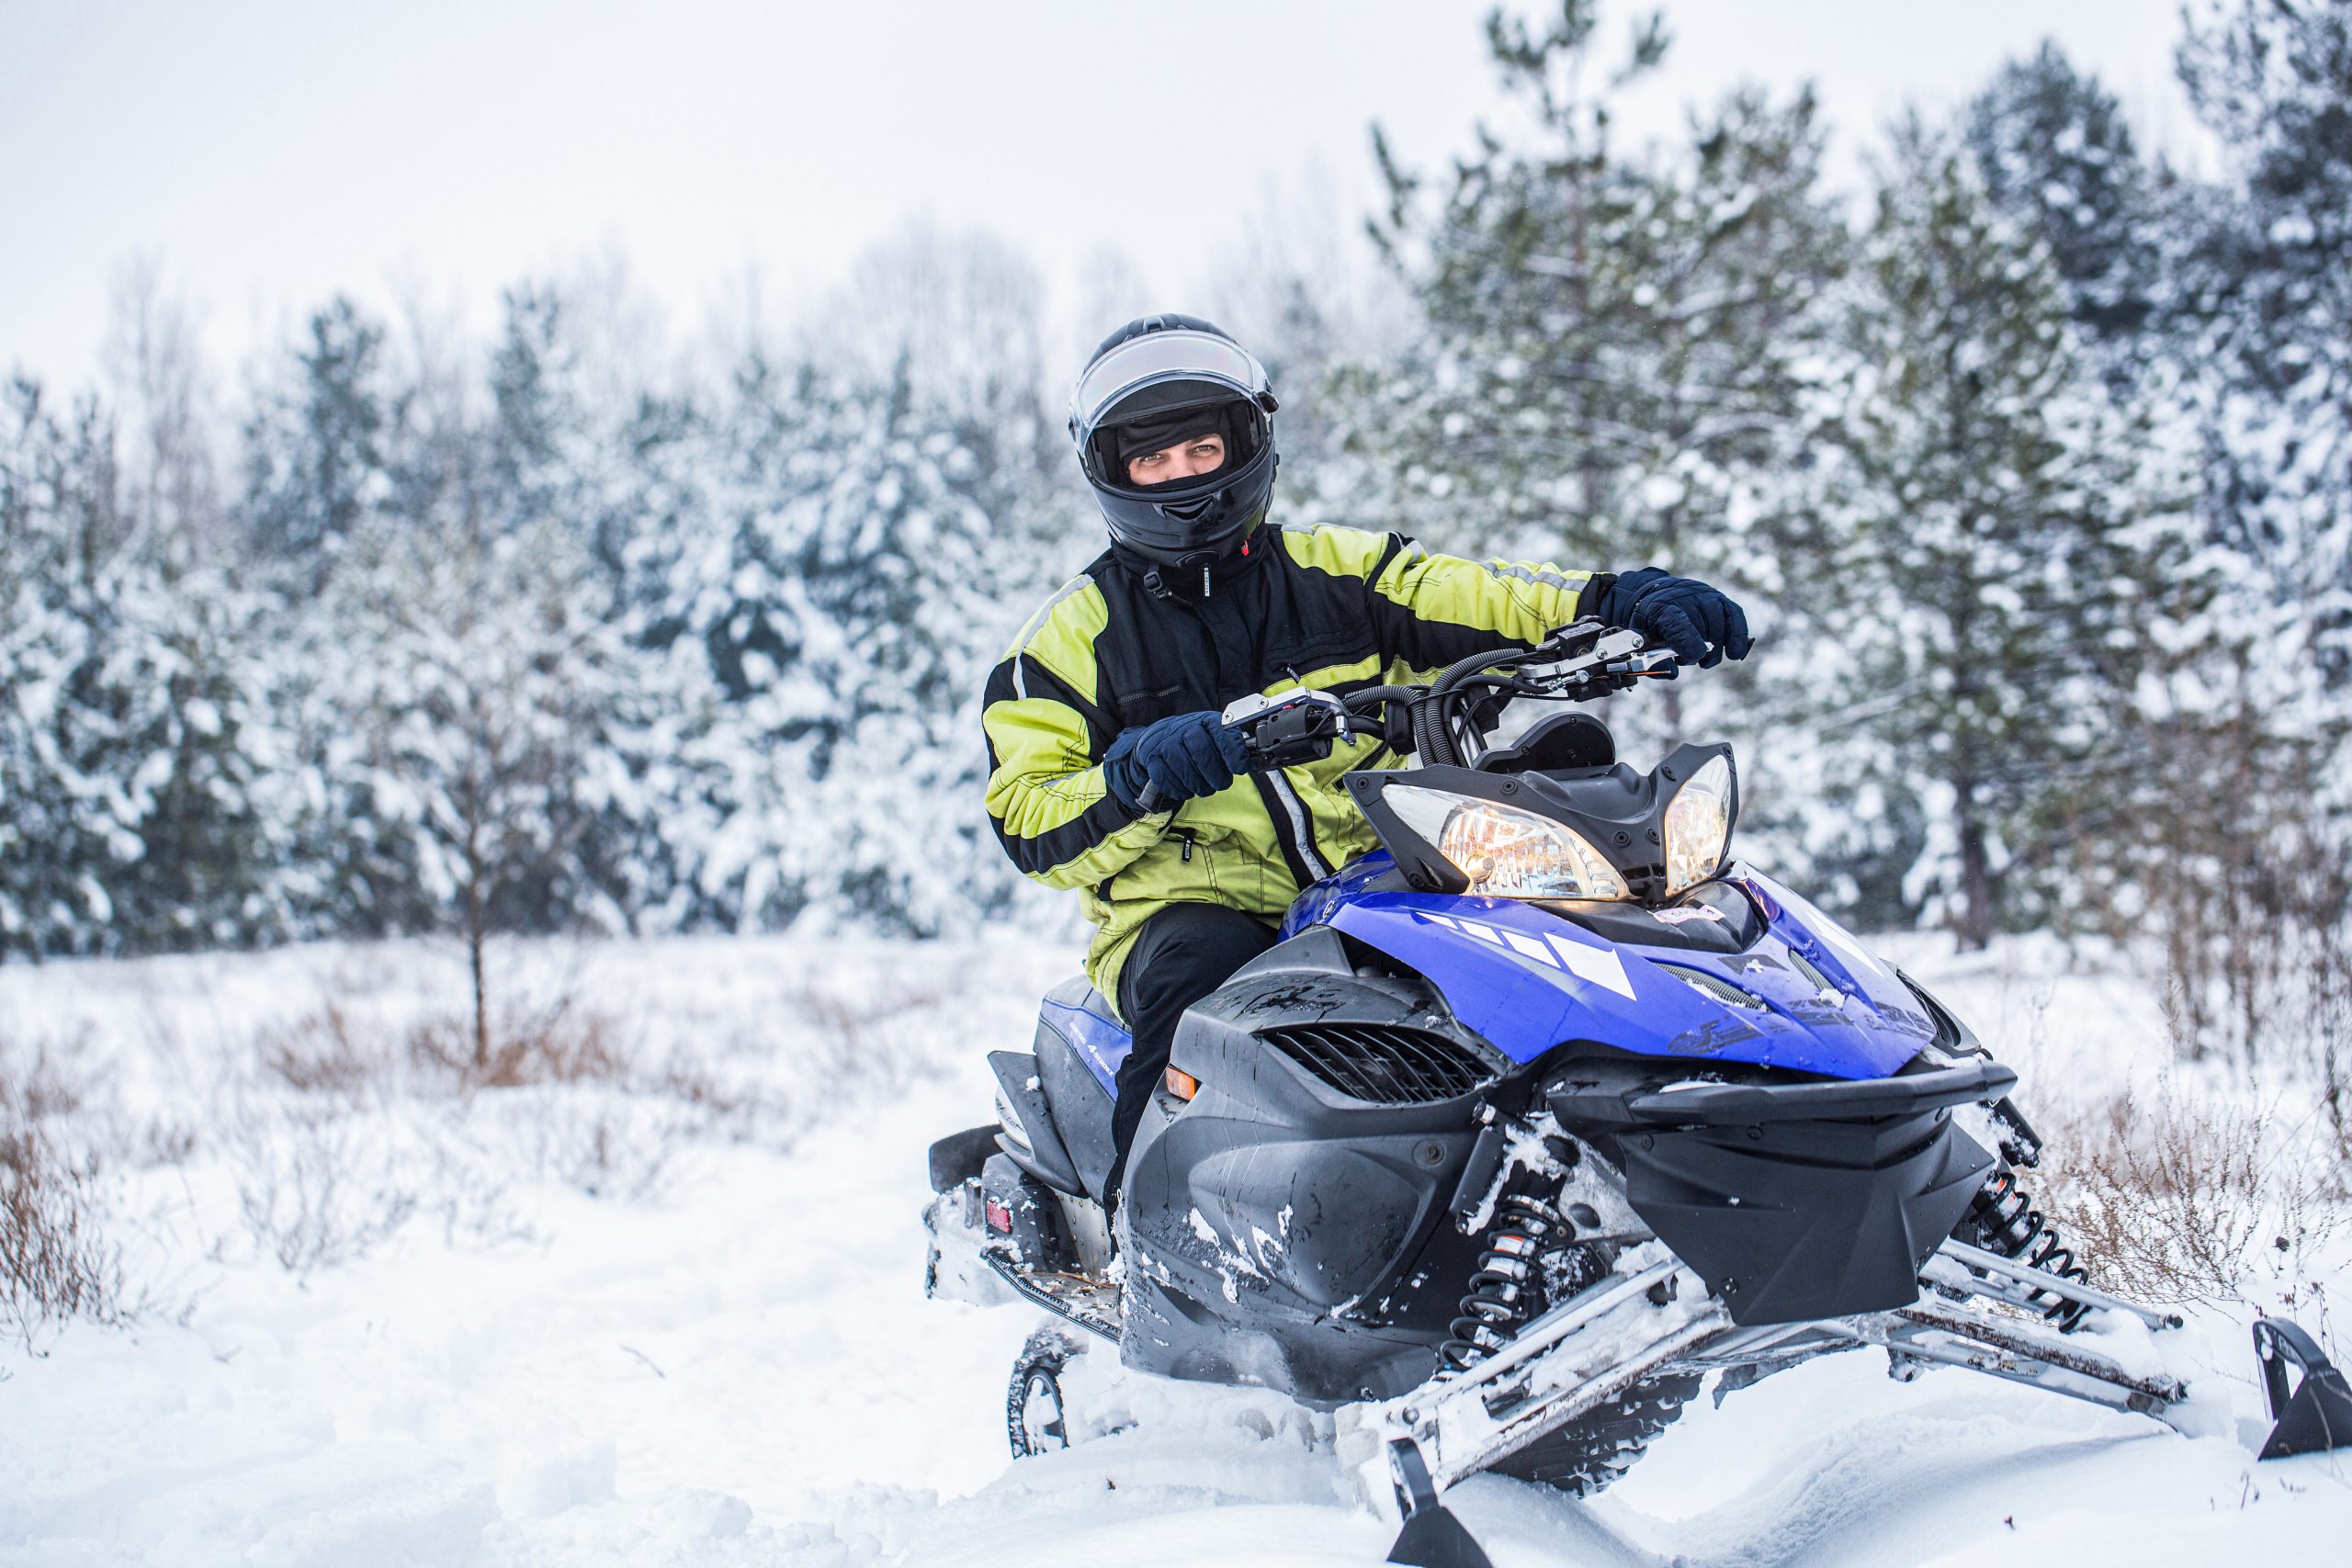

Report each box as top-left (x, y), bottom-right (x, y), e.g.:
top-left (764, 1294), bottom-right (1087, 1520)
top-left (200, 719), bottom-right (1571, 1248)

top-left (1387, 786), bottom-right (1630, 900)
top-left (1663, 754), bottom-right (1734, 896)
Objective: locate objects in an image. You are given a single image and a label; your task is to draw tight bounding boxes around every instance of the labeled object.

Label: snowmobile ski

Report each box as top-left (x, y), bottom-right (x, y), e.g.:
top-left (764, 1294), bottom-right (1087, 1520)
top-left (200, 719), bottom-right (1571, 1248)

top-left (2254, 1317), bottom-right (2352, 1460)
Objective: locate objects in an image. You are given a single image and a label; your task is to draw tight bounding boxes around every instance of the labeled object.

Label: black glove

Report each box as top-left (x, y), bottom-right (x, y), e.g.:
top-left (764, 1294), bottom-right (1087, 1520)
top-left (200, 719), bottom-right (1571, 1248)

top-left (1591, 567), bottom-right (1753, 669)
top-left (1103, 710), bottom-right (1252, 812)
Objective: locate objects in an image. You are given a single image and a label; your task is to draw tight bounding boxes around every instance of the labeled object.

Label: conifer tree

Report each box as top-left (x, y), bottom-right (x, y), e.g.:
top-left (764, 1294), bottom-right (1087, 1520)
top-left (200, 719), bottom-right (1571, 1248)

top-left (241, 298), bottom-right (389, 586)
top-left (1964, 42), bottom-right (2160, 350)
top-left (1815, 126), bottom-right (2171, 947)
top-left (2174, 0), bottom-right (2352, 674)
top-left (1355, 5), bottom-right (1843, 579)
top-left (1, 378), bottom-right (299, 955)
top-left (330, 504), bottom-right (675, 1059)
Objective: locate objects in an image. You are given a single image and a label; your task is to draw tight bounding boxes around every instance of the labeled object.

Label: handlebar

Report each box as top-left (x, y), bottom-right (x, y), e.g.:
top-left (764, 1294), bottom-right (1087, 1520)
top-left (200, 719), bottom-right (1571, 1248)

top-left (1219, 619), bottom-right (1679, 770)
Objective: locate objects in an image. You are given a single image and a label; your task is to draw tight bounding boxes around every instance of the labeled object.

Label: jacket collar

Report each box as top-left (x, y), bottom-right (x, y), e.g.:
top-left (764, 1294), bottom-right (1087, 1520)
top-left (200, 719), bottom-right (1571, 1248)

top-left (1109, 528), bottom-right (1274, 604)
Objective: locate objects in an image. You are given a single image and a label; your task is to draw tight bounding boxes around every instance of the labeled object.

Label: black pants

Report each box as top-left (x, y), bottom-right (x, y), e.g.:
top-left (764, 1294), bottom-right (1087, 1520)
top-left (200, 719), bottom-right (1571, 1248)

top-left (1109, 902), bottom-right (1279, 1199)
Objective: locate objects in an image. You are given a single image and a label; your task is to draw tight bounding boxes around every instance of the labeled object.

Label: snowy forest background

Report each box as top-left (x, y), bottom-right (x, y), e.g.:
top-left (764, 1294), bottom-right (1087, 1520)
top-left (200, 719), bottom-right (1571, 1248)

top-left (7, 8), bottom-right (2352, 1557)
top-left (4, 0), bottom-right (2347, 1103)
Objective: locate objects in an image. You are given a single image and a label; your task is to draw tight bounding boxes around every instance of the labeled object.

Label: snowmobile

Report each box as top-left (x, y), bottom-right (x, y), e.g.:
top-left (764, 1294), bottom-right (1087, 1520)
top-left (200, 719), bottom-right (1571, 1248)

top-left (923, 618), bottom-right (2352, 1568)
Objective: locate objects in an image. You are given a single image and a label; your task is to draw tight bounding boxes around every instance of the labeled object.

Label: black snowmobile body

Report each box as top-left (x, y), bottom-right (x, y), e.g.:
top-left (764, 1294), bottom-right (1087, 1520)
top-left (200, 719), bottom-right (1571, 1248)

top-left (922, 622), bottom-right (2352, 1566)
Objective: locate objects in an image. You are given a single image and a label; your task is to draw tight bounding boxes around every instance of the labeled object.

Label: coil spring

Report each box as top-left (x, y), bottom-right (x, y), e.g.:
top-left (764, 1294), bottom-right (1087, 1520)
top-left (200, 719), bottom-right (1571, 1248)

top-left (1438, 1195), bottom-right (1573, 1372)
top-left (1965, 1170), bottom-right (2092, 1330)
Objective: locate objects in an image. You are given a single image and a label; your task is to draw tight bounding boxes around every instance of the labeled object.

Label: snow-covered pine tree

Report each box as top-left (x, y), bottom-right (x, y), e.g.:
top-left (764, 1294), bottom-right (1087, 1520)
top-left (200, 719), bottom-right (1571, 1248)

top-left (636, 347), bottom-right (1048, 937)
top-left (1340, 1), bottom-right (1853, 897)
top-left (0, 378), bottom-right (300, 956)
top-left (241, 299), bottom-right (389, 591)
top-left (1964, 42), bottom-right (2162, 357)
top-left (1356, 4), bottom-right (1843, 566)
top-left (0, 380), bottom-right (130, 955)
top-left (2135, 0), bottom-right (2352, 1076)
top-left (328, 500), bottom-right (676, 1061)
top-left (785, 362), bottom-right (1030, 934)
top-left (1352, 1), bottom-right (1669, 559)
top-left (1814, 123), bottom-right (2176, 949)
top-left (2173, 0), bottom-right (2352, 671)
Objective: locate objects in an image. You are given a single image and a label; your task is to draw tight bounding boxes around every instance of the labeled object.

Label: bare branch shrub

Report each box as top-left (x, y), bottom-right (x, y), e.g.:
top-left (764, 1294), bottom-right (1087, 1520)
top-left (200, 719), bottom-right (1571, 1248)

top-left (783, 973), bottom-right (962, 1096)
top-left (14, 946), bottom-right (984, 1289)
top-left (514, 1095), bottom-right (692, 1201)
top-left (401, 989), bottom-right (633, 1093)
top-left (2, 1037), bottom-right (128, 1347)
top-left (231, 1104), bottom-right (419, 1272)
top-left (2034, 1076), bottom-right (2345, 1305)
top-left (2119, 685), bottom-right (2352, 1093)
top-left (258, 1003), bottom-right (380, 1096)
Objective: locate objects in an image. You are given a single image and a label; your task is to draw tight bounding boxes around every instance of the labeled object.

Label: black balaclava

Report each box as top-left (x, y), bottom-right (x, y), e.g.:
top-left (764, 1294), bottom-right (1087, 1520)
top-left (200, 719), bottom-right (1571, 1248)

top-left (1109, 401), bottom-right (1241, 484)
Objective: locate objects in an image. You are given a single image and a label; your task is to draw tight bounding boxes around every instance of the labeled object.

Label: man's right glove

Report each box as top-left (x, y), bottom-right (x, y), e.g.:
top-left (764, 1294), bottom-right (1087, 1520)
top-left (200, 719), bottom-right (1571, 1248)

top-left (1590, 567), bottom-right (1754, 669)
top-left (1103, 710), bottom-right (1252, 813)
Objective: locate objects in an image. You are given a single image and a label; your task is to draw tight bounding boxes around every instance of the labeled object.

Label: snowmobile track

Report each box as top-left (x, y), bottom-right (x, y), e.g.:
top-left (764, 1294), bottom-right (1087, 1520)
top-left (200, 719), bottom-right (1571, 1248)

top-left (1490, 1372), bottom-right (1704, 1497)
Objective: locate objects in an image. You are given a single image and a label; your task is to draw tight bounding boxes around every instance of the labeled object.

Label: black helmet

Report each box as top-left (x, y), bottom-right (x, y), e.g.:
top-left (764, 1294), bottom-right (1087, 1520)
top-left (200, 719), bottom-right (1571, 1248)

top-left (1068, 313), bottom-right (1279, 568)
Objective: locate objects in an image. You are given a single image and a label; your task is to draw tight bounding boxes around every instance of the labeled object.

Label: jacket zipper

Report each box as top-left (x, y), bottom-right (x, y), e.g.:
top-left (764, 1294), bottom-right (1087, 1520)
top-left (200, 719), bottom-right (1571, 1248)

top-left (1253, 769), bottom-right (1331, 888)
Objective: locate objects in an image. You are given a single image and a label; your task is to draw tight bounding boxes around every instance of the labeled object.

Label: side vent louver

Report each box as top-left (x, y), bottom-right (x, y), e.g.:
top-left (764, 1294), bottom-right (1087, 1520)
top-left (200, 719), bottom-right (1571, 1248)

top-left (1257, 1023), bottom-right (1496, 1105)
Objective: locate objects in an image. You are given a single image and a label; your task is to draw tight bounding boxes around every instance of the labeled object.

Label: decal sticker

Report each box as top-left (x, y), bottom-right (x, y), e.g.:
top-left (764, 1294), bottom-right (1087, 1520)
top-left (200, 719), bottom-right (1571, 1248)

top-left (1549, 935), bottom-right (1634, 998)
top-left (1786, 995), bottom-right (1853, 1025)
top-left (1877, 1005), bottom-right (1940, 1042)
top-left (1498, 930), bottom-right (1558, 964)
top-left (1665, 1018), bottom-right (1764, 1056)
top-left (1413, 909), bottom-right (1637, 998)
top-left (1650, 905), bottom-right (1725, 926)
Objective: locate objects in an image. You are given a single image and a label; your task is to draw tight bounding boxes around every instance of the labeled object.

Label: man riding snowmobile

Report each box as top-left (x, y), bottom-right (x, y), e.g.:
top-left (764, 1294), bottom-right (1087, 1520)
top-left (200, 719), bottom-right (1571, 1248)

top-left (943, 315), bottom-right (2352, 1568)
top-left (982, 313), bottom-right (1753, 1197)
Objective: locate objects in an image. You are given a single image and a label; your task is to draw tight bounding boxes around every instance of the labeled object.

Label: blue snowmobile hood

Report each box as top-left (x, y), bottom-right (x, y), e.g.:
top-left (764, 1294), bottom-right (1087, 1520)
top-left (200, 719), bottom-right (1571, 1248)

top-left (1310, 860), bottom-right (1934, 1081)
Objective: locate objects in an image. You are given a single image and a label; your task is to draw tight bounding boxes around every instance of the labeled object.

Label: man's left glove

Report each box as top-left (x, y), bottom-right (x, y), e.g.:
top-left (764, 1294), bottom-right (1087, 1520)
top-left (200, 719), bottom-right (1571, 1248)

top-left (1103, 709), bottom-right (1253, 813)
top-left (1591, 568), bottom-right (1753, 669)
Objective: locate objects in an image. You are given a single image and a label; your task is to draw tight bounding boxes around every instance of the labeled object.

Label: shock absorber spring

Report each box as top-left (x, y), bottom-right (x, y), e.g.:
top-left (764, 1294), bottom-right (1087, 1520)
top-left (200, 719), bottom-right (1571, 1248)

top-left (1439, 1194), bottom-right (1573, 1372)
top-left (1963, 1170), bottom-right (2092, 1330)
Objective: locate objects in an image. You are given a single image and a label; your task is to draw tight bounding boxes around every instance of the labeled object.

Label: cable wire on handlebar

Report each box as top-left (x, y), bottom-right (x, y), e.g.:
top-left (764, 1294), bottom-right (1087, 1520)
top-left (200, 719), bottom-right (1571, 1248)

top-left (1313, 625), bottom-right (1634, 770)
top-left (1409, 637), bottom-right (1571, 768)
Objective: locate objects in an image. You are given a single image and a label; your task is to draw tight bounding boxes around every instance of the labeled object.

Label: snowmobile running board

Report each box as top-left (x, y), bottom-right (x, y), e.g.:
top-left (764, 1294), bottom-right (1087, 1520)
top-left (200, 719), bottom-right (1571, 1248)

top-left (981, 1252), bottom-right (1122, 1343)
top-left (1345, 1236), bottom-right (2352, 1568)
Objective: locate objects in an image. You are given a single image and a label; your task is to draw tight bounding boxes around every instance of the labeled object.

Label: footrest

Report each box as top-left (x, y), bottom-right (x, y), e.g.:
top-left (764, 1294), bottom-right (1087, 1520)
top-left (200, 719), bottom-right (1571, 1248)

top-left (2254, 1317), bottom-right (2352, 1458)
top-left (983, 1252), bottom-right (1123, 1342)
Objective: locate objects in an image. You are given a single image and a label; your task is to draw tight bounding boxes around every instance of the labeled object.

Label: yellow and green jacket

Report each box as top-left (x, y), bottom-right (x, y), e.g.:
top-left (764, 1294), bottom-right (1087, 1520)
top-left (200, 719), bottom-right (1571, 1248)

top-left (982, 524), bottom-right (1592, 1007)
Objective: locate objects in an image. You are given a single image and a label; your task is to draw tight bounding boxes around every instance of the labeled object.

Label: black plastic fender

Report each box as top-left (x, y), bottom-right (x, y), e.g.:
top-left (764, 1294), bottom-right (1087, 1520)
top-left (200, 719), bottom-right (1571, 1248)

top-left (1117, 925), bottom-right (1497, 1403)
top-left (989, 1050), bottom-right (1084, 1195)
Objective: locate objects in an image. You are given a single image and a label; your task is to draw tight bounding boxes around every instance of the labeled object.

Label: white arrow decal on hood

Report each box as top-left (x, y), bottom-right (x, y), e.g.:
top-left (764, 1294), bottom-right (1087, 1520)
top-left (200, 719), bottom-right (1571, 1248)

top-left (1414, 908), bottom-right (1637, 999)
top-left (1544, 932), bottom-right (1636, 999)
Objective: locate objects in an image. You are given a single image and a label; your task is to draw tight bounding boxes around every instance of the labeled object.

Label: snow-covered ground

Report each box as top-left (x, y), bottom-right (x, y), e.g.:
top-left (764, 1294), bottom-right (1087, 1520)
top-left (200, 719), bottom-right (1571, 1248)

top-left (3, 930), bottom-right (2347, 1566)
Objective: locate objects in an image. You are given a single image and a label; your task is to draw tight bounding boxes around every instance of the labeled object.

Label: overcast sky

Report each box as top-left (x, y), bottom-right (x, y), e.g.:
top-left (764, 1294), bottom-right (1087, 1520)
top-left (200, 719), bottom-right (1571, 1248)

top-left (1, 1), bottom-right (2204, 389)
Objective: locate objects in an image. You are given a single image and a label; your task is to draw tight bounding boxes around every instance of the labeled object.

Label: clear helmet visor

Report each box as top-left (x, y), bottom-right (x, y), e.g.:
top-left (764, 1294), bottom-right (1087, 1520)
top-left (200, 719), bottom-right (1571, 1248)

top-left (1069, 329), bottom-right (1271, 439)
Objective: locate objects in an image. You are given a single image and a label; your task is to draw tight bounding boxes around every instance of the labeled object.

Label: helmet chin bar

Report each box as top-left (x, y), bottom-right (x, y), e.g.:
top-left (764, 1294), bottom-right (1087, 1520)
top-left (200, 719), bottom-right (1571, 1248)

top-left (1092, 442), bottom-right (1277, 575)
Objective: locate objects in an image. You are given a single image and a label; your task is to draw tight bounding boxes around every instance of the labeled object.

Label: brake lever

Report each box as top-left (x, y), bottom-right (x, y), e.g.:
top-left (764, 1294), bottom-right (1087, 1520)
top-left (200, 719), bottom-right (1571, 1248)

top-left (1533, 627), bottom-right (1653, 697)
top-left (1615, 650), bottom-right (1680, 681)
